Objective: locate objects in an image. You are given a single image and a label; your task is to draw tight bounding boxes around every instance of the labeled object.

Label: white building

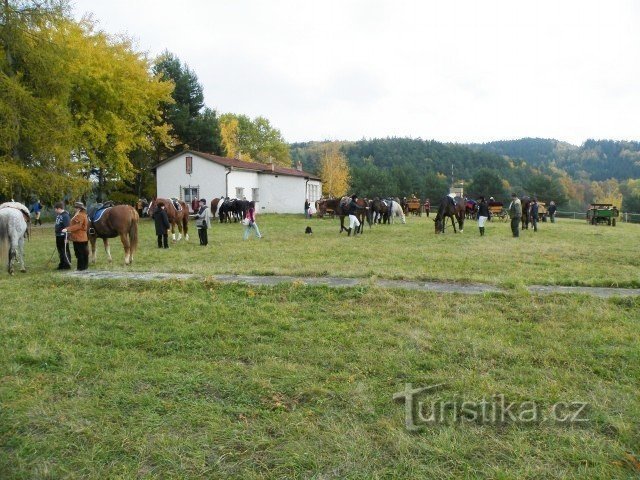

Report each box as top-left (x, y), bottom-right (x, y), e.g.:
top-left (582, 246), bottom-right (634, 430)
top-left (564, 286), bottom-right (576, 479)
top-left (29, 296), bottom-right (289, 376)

top-left (155, 150), bottom-right (322, 213)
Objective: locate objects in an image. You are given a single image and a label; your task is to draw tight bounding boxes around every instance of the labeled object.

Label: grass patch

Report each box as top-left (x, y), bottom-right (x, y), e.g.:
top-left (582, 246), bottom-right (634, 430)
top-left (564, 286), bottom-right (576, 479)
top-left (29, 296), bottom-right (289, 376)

top-left (1, 276), bottom-right (639, 478)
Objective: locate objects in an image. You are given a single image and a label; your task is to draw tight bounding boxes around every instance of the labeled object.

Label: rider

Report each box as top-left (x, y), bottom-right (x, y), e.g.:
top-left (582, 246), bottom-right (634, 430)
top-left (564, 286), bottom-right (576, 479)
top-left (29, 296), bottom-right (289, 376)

top-left (347, 194), bottom-right (360, 237)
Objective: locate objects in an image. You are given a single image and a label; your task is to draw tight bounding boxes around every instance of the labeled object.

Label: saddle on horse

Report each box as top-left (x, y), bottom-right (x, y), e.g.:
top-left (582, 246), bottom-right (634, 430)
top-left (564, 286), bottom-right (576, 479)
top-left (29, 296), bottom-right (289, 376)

top-left (170, 198), bottom-right (182, 212)
top-left (88, 201), bottom-right (115, 234)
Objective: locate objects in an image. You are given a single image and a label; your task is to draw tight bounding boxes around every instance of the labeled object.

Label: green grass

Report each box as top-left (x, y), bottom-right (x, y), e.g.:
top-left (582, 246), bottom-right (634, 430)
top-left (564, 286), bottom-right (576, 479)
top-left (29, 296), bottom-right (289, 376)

top-left (0, 277), bottom-right (639, 478)
top-left (1, 215), bottom-right (639, 478)
top-left (22, 214), bottom-right (640, 287)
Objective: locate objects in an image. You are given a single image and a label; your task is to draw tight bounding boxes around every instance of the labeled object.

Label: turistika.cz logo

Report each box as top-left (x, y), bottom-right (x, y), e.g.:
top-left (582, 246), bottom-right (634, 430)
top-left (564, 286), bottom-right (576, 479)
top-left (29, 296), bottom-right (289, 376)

top-left (393, 383), bottom-right (589, 431)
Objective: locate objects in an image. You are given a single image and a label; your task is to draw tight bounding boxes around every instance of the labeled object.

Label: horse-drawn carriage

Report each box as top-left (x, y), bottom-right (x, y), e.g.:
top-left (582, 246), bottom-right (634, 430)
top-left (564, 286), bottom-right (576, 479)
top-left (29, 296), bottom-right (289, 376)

top-left (488, 201), bottom-right (509, 221)
top-left (586, 203), bottom-right (619, 226)
top-left (405, 196), bottom-right (422, 216)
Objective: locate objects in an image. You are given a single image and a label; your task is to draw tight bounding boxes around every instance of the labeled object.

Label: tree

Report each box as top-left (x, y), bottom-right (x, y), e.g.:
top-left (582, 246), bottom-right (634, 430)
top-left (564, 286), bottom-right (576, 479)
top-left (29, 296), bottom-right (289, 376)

top-left (422, 174), bottom-right (449, 202)
top-left (619, 179), bottom-right (640, 212)
top-left (320, 144), bottom-right (349, 197)
top-left (466, 168), bottom-right (506, 199)
top-left (63, 19), bottom-right (174, 201)
top-left (524, 174), bottom-right (568, 206)
top-left (219, 113), bottom-right (290, 165)
top-left (153, 51), bottom-right (221, 155)
top-left (350, 163), bottom-right (395, 198)
top-left (0, 0), bottom-right (88, 201)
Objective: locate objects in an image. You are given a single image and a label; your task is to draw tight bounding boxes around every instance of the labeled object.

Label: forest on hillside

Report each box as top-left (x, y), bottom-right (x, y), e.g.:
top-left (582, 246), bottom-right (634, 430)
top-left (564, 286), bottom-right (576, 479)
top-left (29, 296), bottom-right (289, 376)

top-left (292, 138), bottom-right (640, 211)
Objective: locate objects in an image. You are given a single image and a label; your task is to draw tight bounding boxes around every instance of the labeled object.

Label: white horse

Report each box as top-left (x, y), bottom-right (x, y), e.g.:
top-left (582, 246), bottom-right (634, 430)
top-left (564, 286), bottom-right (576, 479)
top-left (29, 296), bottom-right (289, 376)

top-left (389, 200), bottom-right (406, 224)
top-left (0, 202), bottom-right (30, 275)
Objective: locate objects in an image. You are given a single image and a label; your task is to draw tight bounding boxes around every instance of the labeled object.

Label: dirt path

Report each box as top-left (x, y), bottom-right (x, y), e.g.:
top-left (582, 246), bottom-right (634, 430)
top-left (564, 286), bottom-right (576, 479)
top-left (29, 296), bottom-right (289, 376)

top-left (64, 271), bottom-right (640, 298)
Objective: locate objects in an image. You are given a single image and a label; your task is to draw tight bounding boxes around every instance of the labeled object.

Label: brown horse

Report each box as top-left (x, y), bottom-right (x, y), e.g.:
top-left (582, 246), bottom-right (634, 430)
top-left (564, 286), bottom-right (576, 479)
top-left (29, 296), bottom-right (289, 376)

top-left (210, 198), bottom-right (221, 217)
top-left (88, 205), bottom-right (139, 265)
top-left (433, 196), bottom-right (465, 234)
top-left (148, 198), bottom-right (189, 242)
top-left (317, 197), bottom-right (370, 234)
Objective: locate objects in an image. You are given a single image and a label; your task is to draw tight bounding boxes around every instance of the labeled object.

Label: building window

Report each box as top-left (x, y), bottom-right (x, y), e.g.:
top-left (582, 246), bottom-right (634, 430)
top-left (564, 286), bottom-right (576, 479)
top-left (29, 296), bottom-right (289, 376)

top-left (235, 187), bottom-right (244, 199)
top-left (307, 184), bottom-right (320, 202)
top-left (183, 186), bottom-right (199, 205)
top-left (252, 188), bottom-right (259, 202)
top-left (185, 156), bottom-right (193, 174)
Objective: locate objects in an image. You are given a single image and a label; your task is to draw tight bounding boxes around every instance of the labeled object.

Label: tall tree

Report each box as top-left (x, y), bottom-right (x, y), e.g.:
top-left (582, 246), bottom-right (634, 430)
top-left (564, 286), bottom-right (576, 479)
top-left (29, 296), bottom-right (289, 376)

top-left (320, 144), bottom-right (349, 197)
top-left (0, 0), bottom-right (88, 201)
top-left (153, 51), bottom-right (221, 156)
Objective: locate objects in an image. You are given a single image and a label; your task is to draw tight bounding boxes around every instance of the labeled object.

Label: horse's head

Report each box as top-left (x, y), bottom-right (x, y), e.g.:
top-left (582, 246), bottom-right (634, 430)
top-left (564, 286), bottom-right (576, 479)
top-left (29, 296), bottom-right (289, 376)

top-left (433, 214), bottom-right (442, 234)
top-left (316, 200), bottom-right (327, 216)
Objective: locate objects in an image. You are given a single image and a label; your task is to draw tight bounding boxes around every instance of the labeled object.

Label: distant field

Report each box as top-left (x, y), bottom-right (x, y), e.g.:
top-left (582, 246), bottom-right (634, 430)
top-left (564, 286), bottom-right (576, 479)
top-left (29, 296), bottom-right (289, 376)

top-left (22, 213), bottom-right (640, 287)
top-left (1, 214), bottom-right (639, 479)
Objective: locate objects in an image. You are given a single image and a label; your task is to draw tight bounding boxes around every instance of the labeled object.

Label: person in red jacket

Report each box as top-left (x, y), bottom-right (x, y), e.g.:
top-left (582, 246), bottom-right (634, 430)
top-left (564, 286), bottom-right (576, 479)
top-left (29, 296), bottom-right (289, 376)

top-left (62, 202), bottom-right (89, 270)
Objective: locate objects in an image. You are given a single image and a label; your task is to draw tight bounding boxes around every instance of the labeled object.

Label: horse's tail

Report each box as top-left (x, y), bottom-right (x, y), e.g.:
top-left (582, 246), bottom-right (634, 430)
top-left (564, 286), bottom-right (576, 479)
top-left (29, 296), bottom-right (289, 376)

top-left (129, 209), bottom-right (139, 256)
top-left (0, 218), bottom-right (8, 267)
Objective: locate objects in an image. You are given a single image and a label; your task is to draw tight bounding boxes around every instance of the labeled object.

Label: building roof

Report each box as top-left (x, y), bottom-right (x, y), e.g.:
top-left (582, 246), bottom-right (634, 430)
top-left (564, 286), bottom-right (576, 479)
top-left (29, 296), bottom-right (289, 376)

top-left (156, 150), bottom-right (321, 181)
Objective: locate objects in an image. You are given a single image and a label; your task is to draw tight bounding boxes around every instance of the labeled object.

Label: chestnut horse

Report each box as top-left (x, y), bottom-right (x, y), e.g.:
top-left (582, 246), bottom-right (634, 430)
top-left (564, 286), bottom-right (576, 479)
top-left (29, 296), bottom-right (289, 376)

top-left (88, 204), bottom-right (139, 265)
top-left (317, 197), bottom-right (370, 234)
top-left (434, 196), bottom-right (465, 234)
top-left (148, 198), bottom-right (189, 242)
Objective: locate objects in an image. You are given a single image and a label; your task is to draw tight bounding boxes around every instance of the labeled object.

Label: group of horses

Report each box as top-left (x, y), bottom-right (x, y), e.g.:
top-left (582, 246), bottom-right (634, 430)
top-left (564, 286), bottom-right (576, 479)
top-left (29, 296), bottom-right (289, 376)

top-left (0, 193), bottom-right (472, 275)
top-left (315, 195), bottom-right (465, 235)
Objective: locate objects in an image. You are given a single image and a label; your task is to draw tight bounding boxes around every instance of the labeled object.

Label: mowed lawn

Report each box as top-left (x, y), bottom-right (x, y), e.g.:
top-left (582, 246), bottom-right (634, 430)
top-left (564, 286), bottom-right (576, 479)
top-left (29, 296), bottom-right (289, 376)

top-left (1, 214), bottom-right (639, 478)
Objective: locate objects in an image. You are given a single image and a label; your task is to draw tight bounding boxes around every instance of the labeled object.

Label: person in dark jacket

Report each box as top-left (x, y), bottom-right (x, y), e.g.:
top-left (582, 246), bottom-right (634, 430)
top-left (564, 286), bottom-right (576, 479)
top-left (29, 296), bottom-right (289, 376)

top-left (30, 199), bottom-right (43, 225)
top-left (548, 201), bottom-right (557, 223)
top-left (530, 198), bottom-right (539, 232)
top-left (193, 198), bottom-right (210, 246)
top-left (508, 193), bottom-right (522, 238)
top-left (54, 202), bottom-right (71, 269)
top-left (304, 199), bottom-right (310, 218)
top-left (153, 201), bottom-right (171, 248)
top-left (476, 196), bottom-right (490, 236)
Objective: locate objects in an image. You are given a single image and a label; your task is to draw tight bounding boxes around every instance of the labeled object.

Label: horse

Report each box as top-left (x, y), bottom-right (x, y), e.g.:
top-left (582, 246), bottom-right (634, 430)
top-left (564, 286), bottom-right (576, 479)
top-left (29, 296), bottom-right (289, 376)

top-left (369, 198), bottom-right (390, 224)
top-left (465, 199), bottom-right (477, 219)
top-left (148, 198), bottom-right (189, 241)
top-left (0, 202), bottom-right (30, 275)
top-left (88, 204), bottom-right (139, 265)
top-left (389, 199), bottom-right (406, 224)
top-left (433, 196), bottom-right (465, 234)
top-left (317, 197), bottom-right (369, 234)
top-left (210, 198), bottom-right (221, 218)
top-left (521, 196), bottom-right (532, 230)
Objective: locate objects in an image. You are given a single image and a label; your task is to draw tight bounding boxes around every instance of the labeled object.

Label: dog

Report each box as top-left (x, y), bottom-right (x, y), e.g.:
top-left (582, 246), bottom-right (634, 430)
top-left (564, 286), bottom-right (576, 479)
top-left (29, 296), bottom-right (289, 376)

top-left (305, 226), bottom-right (313, 234)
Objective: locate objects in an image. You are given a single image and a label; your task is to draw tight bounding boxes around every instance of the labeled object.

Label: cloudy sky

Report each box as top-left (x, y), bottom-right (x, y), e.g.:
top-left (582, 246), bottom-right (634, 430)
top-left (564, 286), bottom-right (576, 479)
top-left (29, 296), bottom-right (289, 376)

top-left (72, 0), bottom-right (639, 146)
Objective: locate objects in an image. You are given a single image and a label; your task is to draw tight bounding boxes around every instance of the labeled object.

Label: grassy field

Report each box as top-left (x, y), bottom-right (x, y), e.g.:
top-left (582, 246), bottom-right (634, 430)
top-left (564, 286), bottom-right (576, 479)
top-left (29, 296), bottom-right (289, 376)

top-left (1, 214), bottom-right (639, 478)
top-left (19, 213), bottom-right (640, 287)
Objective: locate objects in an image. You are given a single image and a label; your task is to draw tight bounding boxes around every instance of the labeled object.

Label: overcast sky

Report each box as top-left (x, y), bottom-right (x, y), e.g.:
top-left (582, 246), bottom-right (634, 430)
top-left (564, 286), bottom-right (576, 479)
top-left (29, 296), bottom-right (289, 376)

top-left (72, 0), bottom-right (639, 146)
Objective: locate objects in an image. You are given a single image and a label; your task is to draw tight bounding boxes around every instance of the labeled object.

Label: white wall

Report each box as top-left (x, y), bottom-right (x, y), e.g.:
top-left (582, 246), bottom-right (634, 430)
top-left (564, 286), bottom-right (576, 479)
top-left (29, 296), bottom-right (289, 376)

top-left (227, 170), bottom-right (259, 199)
top-left (156, 153), bottom-right (226, 207)
top-left (259, 174), bottom-right (307, 213)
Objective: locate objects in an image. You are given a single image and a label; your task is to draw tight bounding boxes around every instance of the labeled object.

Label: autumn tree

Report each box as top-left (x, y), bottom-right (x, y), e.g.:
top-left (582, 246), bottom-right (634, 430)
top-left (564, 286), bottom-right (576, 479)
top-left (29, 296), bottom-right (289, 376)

top-left (0, 0), bottom-right (88, 201)
top-left (219, 113), bottom-right (290, 165)
top-left (320, 144), bottom-right (350, 197)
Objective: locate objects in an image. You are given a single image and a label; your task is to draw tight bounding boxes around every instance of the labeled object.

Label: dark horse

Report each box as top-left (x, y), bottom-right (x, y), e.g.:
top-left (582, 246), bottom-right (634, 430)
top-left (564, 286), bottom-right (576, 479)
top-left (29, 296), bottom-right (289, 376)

top-left (317, 197), bottom-right (370, 234)
top-left (88, 204), bottom-right (139, 265)
top-left (148, 198), bottom-right (189, 242)
top-left (433, 196), bottom-right (465, 234)
top-left (369, 198), bottom-right (390, 224)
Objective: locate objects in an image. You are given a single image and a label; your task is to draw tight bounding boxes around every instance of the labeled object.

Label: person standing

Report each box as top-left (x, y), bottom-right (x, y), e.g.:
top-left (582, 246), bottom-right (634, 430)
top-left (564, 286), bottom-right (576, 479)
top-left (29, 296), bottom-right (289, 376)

top-left (153, 201), bottom-right (171, 248)
top-left (477, 196), bottom-right (490, 236)
top-left (424, 198), bottom-right (430, 217)
top-left (243, 201), bottom-right (262, 240)
top-left (548, 201), bottom-right (557, 223)
top-left (30, 199), bottom-right (43, 226)
top-left (347, 194), bottom-right (360, 236)
top-left (194, 198), bottom-right (211, 246)
top-left (508, 193), bottom-right (522, 238)
top-left (530, 198), bottom-right (539, 232)
top-left (54, 202), bottom-right (71, 270)
top-left (304, 199), bottom-right (310, 218)
top-left (62, 202), bottom-right (89, 270)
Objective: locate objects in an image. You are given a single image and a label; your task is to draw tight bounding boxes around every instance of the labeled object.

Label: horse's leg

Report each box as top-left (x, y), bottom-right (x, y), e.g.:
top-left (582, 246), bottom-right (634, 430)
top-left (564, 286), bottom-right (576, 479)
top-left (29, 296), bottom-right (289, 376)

top-left (171, 222), bottom-right (177, 242)
top-left (18, 235), bottom-right (26, 272)
top-left (104, 238), bottom-right (112, 263)
top-left (89, 236), bottom-right (97, 264)
top-left (184, 214), bottom-right (189, 242)
top-left (450, 215), bottom-right (457, 233)
top-left (176, 217), bottom-right (183, 241)
top-left (120, 232), bottom-right (131, 265)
